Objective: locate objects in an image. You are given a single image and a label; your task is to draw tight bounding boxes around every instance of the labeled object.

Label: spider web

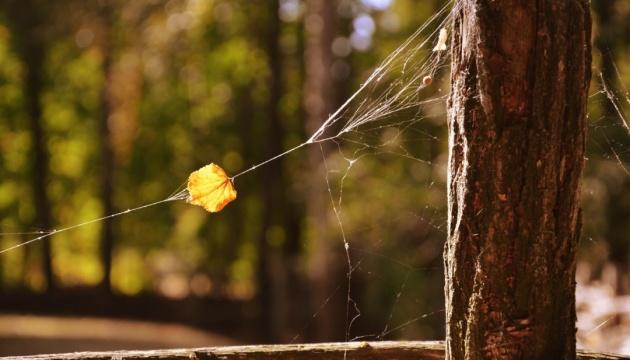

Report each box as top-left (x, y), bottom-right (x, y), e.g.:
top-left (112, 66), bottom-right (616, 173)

top-left (0, 0), bottom-right (458, 343)
top-left (272, 3), bottom-right (630, 346)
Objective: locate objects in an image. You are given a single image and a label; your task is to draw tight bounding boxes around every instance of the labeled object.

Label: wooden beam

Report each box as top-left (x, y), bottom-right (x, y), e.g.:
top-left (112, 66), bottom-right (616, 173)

top-left (12, 341), bottom-right (630, 360)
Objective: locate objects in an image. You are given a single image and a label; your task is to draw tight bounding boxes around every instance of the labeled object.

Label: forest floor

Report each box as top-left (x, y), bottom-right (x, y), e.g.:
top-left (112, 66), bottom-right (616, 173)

top-left (0, 315), bottom-right (236, 356)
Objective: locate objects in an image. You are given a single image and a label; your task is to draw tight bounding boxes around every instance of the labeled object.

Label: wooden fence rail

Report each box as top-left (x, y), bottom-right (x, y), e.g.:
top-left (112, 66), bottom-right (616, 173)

top-left (11, 341), bottom-right (630, 360)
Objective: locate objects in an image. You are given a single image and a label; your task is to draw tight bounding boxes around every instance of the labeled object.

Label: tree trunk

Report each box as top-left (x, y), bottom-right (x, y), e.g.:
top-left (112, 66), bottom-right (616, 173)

top-left (257, 0), bottom-right (288, 342)
top-left (5, 0), bottom-right (55, 291)
top-left (445, 1), bottom-right (591, 359)
top-left (98, 0), bottom-right (116, 293)
top-left (304, 0), bottom-right (346, 342)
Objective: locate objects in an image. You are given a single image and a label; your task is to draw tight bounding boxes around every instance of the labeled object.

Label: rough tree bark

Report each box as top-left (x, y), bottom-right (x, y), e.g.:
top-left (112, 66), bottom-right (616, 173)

top-left (445, 1), bottom-right (591, 359)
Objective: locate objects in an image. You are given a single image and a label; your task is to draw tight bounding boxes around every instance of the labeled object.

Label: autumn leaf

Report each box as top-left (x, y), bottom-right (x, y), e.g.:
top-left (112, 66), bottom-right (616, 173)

top-left (187, 163), bottom-right (237, 213)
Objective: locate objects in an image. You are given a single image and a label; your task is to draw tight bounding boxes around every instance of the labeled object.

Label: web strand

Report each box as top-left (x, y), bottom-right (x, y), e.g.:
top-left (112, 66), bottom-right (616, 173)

top-left (230, 0), bottom-right (457, 181)
top-left (0, 190), bottom-right (188, 254)
top-left (600, 72), bottom-right (630, 135)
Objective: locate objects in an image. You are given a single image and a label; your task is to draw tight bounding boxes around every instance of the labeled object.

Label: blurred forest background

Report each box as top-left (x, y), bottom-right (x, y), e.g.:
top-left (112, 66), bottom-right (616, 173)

top-left (0, 0), bottom-right (628, 356)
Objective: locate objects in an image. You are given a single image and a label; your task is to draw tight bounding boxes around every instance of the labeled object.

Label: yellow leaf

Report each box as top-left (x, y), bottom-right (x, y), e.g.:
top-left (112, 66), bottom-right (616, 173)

top-left (186, 163), bottom-right (237, 213)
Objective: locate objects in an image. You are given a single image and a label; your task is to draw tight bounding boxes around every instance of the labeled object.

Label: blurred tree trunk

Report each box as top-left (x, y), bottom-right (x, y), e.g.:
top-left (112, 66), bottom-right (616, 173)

top-left (304, 0), bottom-right (346, 341)
top-left (593, 0), bottom-right (630, 295)
top-left (284, 13), bottom-right (309, 342)
top-left (226, 89), bottom-right (255, 292)
top-left (98, 0), bottom-right (116, 293)
top-left (257, 0), bottom-right (282, 341)
top-left (445, 1), bottom-right (591, 359)
top-left (5, 0), bottom-right (55, 291)
top-left (257, 0), bottom-right (304, 342)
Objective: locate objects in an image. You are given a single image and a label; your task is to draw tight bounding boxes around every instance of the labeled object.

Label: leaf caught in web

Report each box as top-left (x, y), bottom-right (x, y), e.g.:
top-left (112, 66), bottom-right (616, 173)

top-left (187, 164), bottom-right (237, 213)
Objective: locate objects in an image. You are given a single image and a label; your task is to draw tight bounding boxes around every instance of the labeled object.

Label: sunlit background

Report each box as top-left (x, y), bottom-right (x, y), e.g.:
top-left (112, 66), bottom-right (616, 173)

top-left (0, 0), bottom-right (628, 356)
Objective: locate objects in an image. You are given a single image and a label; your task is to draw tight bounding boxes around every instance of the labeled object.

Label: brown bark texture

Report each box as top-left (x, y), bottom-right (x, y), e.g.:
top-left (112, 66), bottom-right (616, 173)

top-left (11, 341), bottom-right (629, 360)
top-left (445, 0), bottom-right (591, 359)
